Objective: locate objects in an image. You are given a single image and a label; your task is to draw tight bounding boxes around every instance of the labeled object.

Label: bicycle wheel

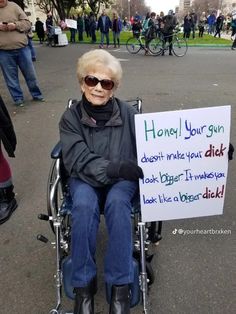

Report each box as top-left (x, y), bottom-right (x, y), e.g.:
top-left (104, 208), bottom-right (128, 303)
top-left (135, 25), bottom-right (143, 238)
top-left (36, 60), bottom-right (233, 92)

top-left (172, 37), bottom-right (188, 57)
top-left (148, 37), bottom-right (163, 55)
top-left (126, 37), bottom-right (141, 54)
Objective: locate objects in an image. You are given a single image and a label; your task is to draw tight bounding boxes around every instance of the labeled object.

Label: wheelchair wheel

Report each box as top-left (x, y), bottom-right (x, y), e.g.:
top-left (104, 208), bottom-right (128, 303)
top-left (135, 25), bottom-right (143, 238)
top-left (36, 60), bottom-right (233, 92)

top-left (126, 37), bottom-right (141, 54)
top-left (148, 37), bottom-right (163, 55)
top-left (172, 38), bottom-right (188, 57)
top-left (47, 159), bottom-right (63, 233)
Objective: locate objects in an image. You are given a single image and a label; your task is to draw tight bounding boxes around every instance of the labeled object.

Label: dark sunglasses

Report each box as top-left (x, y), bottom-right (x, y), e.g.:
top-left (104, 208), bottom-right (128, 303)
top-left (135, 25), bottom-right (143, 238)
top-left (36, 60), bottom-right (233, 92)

top-left (84, 75), bottom-right (114, 90)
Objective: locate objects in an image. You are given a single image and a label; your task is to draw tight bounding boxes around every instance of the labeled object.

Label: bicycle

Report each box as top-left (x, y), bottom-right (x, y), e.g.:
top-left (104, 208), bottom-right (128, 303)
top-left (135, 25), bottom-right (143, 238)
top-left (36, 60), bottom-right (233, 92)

top-left (148, 29), bottom-right (188, 57)
top-left (126, 32), bottom-right (149, 54)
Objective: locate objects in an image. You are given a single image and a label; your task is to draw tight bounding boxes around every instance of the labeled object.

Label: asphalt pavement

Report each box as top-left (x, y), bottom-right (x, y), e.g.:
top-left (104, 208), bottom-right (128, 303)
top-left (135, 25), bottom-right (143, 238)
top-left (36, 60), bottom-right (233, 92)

top-left (0, 43), bottom-right (235, 314)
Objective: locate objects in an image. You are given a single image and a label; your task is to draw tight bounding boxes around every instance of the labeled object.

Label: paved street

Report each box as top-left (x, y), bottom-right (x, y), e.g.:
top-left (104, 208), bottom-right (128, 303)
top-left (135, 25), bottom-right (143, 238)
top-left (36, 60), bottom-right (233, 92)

top-left (0, 43), bottom-right (236, 314)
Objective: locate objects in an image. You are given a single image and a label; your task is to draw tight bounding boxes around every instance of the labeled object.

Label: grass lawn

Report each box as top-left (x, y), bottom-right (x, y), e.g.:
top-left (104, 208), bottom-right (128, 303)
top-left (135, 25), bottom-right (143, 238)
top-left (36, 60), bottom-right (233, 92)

top-left (33, 31), bottom-right (231, 46)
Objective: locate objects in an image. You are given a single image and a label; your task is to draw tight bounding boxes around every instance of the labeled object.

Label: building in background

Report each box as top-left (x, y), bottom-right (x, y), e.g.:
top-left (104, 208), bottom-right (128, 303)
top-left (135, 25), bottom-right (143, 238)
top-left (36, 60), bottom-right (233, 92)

top-left (179, 0), bottom-right (193, 13)
top-left (178, 0), bottom-right (236, 15)
top-left (24, 0), bottom-right (46, 26)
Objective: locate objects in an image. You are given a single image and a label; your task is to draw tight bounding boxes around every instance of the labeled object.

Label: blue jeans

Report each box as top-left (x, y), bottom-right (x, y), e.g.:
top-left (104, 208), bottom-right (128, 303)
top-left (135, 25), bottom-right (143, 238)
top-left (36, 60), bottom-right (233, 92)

top-left (0, 46), bottom-right (43, 102)
top-left (113, 32), bottom-right (120, 46)
top-left (69, 178), bottom-right (138, 288)
top-left (28, 37), bottom-right (36, 59)
top-left (100, 32), bottom-right (109, 46)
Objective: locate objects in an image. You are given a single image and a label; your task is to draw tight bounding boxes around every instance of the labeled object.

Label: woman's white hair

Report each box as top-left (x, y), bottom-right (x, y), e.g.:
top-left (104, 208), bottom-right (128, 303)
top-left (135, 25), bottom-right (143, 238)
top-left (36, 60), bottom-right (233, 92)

top-left (77, 49), bottom-right (123, 89)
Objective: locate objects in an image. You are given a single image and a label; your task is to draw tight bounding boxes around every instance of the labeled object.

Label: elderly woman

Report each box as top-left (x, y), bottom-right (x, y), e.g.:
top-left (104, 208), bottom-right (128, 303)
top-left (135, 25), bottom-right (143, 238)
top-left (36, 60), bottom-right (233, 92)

top-left (59, 49), bottom-right (143, 314)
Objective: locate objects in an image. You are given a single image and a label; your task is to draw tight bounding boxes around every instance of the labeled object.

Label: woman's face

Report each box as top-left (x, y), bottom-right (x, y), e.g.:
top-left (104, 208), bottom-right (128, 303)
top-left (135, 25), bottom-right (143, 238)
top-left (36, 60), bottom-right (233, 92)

top-left (81, 66), bottom-right (115, 106)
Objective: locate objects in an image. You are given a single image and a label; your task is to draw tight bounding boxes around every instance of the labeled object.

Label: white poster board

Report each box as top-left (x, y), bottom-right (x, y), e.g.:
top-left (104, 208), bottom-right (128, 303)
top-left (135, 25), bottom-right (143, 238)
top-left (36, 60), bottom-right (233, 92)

top-left (135, 106), bottom-right (231, 222)
top-left (65, 19), bottom-right (77, 29)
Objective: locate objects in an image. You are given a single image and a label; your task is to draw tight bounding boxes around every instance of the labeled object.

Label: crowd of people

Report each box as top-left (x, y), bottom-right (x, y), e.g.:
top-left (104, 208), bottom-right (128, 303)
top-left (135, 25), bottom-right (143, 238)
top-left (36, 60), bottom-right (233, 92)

top-left (31, 4), bottom-right (236, 53)
top-left (182, 4), bottom-right (236, 45)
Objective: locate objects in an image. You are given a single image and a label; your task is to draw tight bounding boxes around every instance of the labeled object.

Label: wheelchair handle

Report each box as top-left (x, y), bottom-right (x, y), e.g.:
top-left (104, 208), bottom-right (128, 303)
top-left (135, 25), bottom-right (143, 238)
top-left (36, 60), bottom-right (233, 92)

top-left (37, 234), bottom-right (49, 243)
top-left (38, 213), bottom-right (49, 221)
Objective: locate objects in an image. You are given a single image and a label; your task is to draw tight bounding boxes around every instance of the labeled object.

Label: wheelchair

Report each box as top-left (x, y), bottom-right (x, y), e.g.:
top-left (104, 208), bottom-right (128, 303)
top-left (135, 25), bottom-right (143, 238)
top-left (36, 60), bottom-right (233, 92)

top-left (37, 98), bottom-right (163, 314)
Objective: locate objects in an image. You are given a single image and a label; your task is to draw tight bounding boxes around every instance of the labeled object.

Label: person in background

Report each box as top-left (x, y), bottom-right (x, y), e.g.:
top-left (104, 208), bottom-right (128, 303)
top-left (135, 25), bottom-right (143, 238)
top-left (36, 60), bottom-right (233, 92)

top-left (97, 9), bottom-right (112, 48)
top-left (77, 14), bottom-right (84, 42)
top-left (84, 14), bottom-right (90, 38)
top-left (59, 49), bottom-right (143, 314)
top-left (89, 12), bottom-right (96, 43)
top-left (142, 12), bottom-right (150, 35)
top-left (0, 0), bottom-right (44, 106)
top-left (0, 95), bottom-right (17, 225)
top-left (112, 12), bottom-right (122, 48)
top-left (123, 16), bottom-right (128, 30)
top-left (156, 11), bottom-right (165, 32)
top-left (198, 12), bottom-right (207, 37)
top-left (162, 9), bottom-right (177, 56)
top-left (130, 15), bottom-right (134, 26)
top-left (131, 17), bottom-right (142, 37)
top-left (183, 12), bottom-right (192, 39)
top-left (207, 11), bottom-right (216, 34)
top-left (144, 12), bottom-right (156, 55)
top-left (231, 3), bottom-right (236, 50)
top-left (68, 15), bottom-right (76, 43)
top-left (35, 17), bottom-right (45, 44)
top-left (190, 9), bottom-right (197, 39)
top-left (225, 15), bottom-right (231, 34)
top-left (45, 12), bottom-right (53, 45)
top-left (214, 12), bottom-right (224, 38)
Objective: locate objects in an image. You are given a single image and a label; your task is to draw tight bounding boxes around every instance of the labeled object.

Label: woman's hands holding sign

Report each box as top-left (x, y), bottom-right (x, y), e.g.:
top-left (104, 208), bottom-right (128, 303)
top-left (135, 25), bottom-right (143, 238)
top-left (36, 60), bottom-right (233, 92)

top-left (107, 160), bottom-right (144, 181)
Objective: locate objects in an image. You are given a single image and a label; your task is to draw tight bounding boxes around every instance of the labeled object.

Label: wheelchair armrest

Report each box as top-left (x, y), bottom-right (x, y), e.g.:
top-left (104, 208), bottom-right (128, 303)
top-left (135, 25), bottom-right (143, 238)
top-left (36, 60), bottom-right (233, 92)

top-left (51, 141), bottom-right (62, 159)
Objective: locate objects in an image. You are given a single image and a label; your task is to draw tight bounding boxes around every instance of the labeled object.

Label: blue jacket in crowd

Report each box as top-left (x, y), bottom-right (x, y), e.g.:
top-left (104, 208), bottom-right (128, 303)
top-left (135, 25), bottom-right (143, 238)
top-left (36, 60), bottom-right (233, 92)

top-left (97, 15), bottom-right (112, 33)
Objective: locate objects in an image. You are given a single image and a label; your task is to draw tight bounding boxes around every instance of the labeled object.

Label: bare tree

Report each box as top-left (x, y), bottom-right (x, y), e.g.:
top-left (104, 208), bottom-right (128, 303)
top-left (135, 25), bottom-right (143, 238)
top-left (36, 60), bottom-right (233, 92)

top-left (111, 0), bottom-right (150, 19)
top-left (192, 0), bottom-right (220, 15)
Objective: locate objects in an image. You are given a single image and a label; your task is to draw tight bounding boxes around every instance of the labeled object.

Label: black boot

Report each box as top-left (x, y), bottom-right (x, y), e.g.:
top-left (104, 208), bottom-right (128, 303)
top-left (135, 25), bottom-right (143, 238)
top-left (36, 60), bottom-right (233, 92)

top-left (109, 285), bottom-right (130, 314)
top-left (0, 185), bottom-right (17, 225)
top-left (74, 276), bottom-right (97, 314)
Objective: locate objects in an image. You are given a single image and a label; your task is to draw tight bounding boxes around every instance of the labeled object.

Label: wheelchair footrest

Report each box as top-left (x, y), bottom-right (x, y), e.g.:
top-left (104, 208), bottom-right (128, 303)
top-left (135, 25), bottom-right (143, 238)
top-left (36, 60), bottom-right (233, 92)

top-left (105, 258), bottom-right (140, 308)
top-left (62, 256), bottom-right (140, 307)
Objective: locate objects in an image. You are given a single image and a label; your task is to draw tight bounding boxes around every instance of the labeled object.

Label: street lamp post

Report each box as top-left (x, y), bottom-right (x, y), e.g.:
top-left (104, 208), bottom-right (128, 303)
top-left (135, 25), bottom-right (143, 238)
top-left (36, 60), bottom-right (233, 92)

top-left (128, 0), bottom-right (130, 22)
top-left (219, 0), bottom-right (224, 12)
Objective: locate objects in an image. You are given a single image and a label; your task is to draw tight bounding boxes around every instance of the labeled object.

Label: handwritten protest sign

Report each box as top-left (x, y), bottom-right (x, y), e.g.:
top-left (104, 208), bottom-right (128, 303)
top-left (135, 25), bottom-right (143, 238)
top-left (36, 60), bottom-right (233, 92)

top-left (135, 106), bottom-right (231, 222)
top-left (65, 19), bottom-right (77, 29)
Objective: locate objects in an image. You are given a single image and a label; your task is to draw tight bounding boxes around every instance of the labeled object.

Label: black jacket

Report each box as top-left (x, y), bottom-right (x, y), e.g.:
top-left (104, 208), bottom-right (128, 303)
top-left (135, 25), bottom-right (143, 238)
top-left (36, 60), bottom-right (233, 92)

top-left (0, 95), bottom-right (17, 157)
top-left (59, 98), bottom-right (138, 187)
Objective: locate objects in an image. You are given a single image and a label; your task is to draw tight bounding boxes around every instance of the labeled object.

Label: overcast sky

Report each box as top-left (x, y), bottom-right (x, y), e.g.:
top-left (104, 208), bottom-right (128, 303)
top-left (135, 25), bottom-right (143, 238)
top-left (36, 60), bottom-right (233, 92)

top-left (145, 0), bottom-right (179, 15)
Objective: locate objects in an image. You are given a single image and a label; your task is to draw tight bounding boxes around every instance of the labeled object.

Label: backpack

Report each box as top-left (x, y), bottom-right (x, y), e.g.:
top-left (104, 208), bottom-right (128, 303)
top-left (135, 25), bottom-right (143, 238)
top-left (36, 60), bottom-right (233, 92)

top-left (142, 18), bottom-right (150, 32)
top-left (145, 21), bottom-right (157, 40)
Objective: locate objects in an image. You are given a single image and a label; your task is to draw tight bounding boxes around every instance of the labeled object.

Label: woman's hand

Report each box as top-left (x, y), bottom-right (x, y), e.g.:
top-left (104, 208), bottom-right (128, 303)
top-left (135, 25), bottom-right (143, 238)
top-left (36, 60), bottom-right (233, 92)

top-left (107, 160), bottom-right (144, 181)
